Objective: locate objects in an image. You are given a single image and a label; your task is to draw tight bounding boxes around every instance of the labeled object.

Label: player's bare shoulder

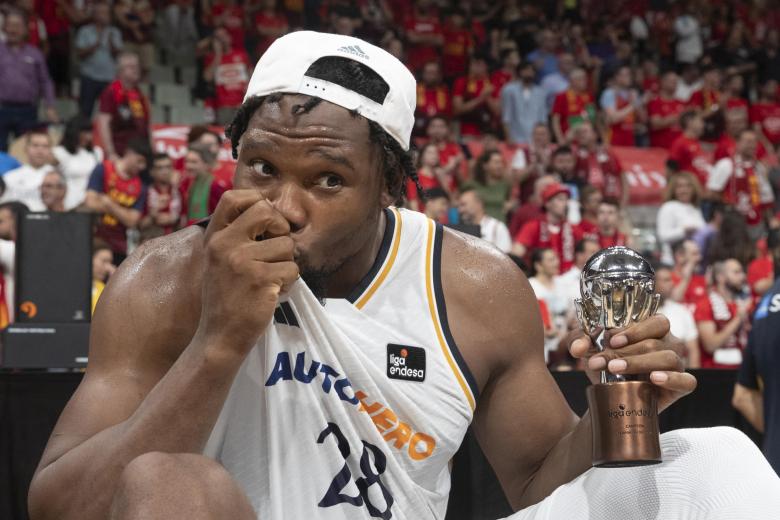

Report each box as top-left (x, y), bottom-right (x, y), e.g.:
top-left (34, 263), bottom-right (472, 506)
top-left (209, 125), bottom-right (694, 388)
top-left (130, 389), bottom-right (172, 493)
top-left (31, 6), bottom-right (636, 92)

top-left (88, 225), bottom-right (206, 371)
top-left (439, 227), bottom-right (544, 390)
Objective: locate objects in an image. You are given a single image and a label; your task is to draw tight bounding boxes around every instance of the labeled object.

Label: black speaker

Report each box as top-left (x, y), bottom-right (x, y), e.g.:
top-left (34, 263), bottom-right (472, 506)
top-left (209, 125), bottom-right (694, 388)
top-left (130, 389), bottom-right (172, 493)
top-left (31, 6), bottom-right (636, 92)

top-left (15, 212), bottom-right (92, 323)
top-left (0, 322), bottom-right (90, 367)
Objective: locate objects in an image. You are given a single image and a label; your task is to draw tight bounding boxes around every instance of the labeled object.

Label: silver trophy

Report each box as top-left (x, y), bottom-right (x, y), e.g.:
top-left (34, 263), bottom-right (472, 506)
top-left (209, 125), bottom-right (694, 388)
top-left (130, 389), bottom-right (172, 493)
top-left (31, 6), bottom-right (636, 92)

top-left (574, 246), bottom-right (663, 467)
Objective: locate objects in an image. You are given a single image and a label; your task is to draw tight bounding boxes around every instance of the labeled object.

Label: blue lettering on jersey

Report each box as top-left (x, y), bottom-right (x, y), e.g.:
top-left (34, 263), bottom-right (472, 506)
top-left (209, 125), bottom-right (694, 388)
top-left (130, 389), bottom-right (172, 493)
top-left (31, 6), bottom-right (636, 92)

top-left (265, 351), bottom-right (358, 405)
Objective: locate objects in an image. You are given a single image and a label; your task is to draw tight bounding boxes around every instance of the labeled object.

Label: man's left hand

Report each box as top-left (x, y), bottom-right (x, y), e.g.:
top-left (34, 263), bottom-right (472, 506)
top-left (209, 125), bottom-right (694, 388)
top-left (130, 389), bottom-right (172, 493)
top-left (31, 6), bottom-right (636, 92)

top-left (568, 315), bottom-right (698, 412)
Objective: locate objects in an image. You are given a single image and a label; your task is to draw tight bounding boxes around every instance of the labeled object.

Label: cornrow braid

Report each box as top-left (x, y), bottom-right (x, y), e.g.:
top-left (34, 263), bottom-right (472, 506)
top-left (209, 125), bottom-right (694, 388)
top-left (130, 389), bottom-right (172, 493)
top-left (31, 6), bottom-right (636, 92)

top-left (225, 93), bottom-right (420, 203)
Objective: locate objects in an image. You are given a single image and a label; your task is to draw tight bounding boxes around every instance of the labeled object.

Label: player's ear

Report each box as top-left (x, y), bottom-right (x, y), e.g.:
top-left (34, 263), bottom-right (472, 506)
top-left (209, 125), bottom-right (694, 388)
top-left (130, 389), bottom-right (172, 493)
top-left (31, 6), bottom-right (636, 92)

top-left (380, 189), bottom-right (396, 208)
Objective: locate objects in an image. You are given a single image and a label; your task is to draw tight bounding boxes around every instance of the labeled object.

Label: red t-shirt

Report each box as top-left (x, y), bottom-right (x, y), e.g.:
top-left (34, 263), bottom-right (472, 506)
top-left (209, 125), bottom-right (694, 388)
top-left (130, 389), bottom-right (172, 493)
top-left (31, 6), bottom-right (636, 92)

top-left (606, 92), bottom-right (636, 146)
top-left (435, 141), bottom-right (466, 180)
top-left (404, 15), bottom-right (442, 72)
top-left (205, 49), bottom-right (250, 109)
top-left (552, 89), bottom-right (596, 138)
top-left (405, 169), bottom-right (444, 204)
top-left (670, 271), bottom-right (708, 311)
top-left (597, 231), bottom-right (626, 249)
top-left (452, 76), bottom-right (496, 136)
top-left (441, 27), bottom-right (472, 79)
top-left (647, 96), bottom-right (685, 149)
top-left (693, 292), bottom-right (749, 368)
top-left (716, 158), bottom-right (766, 226)
top-left (98, 80), bottom-right (150, 156)
top-left (642, 76), bottom-right (660, 96)
top-left (211, 3), bottom-right (245, 51)
top-left (725, 97), bottom-right (749, 118)
top-left (514, 217), bottom-right (583, 272)
top-left (36, 0), bottom-right (69, 37)
top-left (750, 102), bottom-right (780, 145)
top-left (688, 88), bottom-right (721, 111)
top-left (747, 254), bottom-right (773, 303)
top-left (254, 11), bottom-right (288, 57)
top-left (416, 85), bottom-right (452, 120)
top-left (575, 147), bottom-right (624, 200)
top-left (578, 218), bottom-right (598, 239)
top-left (490, 70), bottom-right (513, 98)
top-left (668, 134), bottom-right (710, 185)
top-left (90, 160), bottom-right (146, 254)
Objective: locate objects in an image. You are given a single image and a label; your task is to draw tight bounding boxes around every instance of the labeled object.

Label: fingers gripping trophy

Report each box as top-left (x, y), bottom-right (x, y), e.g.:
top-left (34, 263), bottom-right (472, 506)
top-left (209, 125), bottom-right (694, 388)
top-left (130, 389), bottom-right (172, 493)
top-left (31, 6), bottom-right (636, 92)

top-left (574, 246), bottom-right (663, 467)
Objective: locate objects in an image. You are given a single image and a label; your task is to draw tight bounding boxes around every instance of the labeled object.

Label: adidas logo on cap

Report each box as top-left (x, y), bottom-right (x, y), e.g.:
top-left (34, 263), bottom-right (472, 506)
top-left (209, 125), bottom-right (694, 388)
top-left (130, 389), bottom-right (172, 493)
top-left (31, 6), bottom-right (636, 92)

top-left (337, 45), bottom-right (369, 60)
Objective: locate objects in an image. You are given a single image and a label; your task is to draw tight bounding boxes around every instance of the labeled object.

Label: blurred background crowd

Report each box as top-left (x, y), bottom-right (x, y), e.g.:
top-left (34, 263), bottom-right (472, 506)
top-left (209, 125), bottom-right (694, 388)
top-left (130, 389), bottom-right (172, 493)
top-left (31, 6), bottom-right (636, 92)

top-left (1, 0), bottom-right (780, 377)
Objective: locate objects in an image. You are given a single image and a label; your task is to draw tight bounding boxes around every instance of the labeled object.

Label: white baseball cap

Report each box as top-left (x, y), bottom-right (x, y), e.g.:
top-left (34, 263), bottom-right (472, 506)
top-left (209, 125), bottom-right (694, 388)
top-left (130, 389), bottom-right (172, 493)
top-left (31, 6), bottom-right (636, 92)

top-left (243, 31), bottom-right (416, 151)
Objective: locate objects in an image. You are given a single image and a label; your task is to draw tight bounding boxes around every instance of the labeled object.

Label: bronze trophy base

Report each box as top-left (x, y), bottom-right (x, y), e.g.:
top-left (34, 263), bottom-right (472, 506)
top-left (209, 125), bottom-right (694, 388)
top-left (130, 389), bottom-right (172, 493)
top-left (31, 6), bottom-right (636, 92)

top-left (586, 380), bottom-right (662, 468)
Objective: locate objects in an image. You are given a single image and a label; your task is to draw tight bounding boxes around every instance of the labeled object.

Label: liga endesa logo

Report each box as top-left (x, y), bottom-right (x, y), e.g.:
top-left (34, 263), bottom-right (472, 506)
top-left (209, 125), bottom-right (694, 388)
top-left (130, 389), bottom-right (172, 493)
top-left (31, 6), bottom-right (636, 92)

top-left (607, 403), bottom-right (651, 418)
top-left (386, 344), bottom-right (425, 382)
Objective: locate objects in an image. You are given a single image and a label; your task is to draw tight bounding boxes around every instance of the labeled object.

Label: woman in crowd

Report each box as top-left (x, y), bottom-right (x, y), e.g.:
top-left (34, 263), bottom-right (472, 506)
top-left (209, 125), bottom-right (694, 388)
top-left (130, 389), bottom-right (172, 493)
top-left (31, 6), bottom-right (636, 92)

top-left (53, 116), bottom-right (103, 211)
top-left (527, 247), bottom-right (568, 364)
top-left (657, 171), bottom-right (706, 264)
top-left (464, 149), bottom-right (512, 221)
top-left (406, 143), bottom-right (455, 212)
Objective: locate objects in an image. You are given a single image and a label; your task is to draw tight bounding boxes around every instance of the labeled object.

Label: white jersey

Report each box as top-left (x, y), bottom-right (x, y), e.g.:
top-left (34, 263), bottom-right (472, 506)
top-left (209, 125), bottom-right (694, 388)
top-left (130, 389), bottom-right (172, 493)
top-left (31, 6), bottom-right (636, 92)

top-left (204, 207), bottom-right (478, 519)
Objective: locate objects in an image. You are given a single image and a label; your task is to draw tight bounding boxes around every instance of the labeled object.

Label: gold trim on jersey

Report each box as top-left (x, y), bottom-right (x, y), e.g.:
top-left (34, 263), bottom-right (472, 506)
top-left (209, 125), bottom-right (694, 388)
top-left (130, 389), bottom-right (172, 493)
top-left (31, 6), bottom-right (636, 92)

top-left (424, 219), bottom-right (477, 411)
top-left (355, 207), bottom-right (403, 310)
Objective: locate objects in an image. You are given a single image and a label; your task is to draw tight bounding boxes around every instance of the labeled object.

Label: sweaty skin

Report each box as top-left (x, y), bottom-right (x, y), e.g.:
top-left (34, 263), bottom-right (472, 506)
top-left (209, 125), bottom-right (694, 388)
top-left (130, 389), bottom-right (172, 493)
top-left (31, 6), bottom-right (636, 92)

top-left (28, 96), bottom-right (696, 519)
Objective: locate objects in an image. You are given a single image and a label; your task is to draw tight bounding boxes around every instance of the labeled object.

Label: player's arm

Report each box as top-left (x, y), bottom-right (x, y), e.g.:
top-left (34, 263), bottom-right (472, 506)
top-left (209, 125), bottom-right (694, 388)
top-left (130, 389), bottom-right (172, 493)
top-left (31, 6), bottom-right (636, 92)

top-left (444, 232), bottom-right (695, 510)
top-left (28, 192), bottom-right (298, 520)
top-left (732, 384), bottom-right (764, 432)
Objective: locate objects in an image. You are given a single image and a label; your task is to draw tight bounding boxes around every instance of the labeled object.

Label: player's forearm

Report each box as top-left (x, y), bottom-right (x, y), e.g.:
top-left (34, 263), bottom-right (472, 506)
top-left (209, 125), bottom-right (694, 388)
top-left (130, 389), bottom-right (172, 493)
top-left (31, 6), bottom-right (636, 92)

top-left (28, 333), bottom-right (247, 520)
top-left (518, 412), bottom-right (593, 509)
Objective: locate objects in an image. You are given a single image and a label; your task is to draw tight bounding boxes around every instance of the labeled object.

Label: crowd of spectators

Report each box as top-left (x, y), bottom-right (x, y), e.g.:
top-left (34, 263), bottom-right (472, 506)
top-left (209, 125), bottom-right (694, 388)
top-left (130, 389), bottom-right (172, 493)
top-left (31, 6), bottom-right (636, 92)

top-left (1, 0), bottom-right (780, 378)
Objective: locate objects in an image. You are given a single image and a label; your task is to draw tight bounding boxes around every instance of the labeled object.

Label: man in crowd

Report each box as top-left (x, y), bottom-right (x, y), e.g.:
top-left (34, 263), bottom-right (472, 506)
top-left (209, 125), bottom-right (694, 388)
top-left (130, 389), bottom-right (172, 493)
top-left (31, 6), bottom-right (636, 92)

top-left (0, 8), bottom-right (58, 152)
top-left (458, 188), bottom-right (511, 253)
top-left (600, 65), bottom-right (642, 147)
top-left (91, 238), bottom-right (116, 314)
top-left (556, 237), bottom-right (600, 321)
top-left (751, 79), bottom-right (780, 152)
top-left (140, 153), bottom-right (181, 241)
top-left (0, 130), bottom-right (54, 211)
top-left (509, 123), bottom-right (554, 203)
top-left (422, 187), bottom-right (449, 223)
top-left (733, 231), bottom-right (780, 475)
top-left (40, 169), bottom-right (67, 212)
top-left (179, 143), bottom-right (230, 226)
top-left (425, 116), bottom-right (464, 181)
top-left (708, 129), bottom-right (774, 232)
top-left (670, 238), bottom-right (708, 311)
top-left (452, 54), bottom-right (499, 139)
top-left (97, 52), bottom-right (150, 162)
top-left (655, 263), bottom-right (700, 368)
top-left (203, 27), bottom-right (251, 126)
top-left (513, 182), bottom-right (582, 272)
top-left (593, 197), bottom-right (626, 248)
top-left (576, 185), bottom-right (602, 238)
top-left (508, 174), bottom-right (556, 237)
top-left (84, 138), bottom-right (150, 263)
top-left (541, 52), bottom-right (575, 110)
top-left (501, 61), bottom-right (547, 146)
top-left (572, 122), bottom-right (627, 206)
top-left (403, 0), bottom-right (443, 72)
top-left (669, 110), bottom-right (710, 186)
top-left (75, 1), bottom-right (122, 117)
top-left (414, 61), bottom-right (451, 136)
top-left (527, 29), bottom-right (559, 78)
top-left (695, 258), bottom-right (752, 369)
top-left (551, 68), bottom-right (596, 144)
top-left (647, 70), bottom-right (685, 149)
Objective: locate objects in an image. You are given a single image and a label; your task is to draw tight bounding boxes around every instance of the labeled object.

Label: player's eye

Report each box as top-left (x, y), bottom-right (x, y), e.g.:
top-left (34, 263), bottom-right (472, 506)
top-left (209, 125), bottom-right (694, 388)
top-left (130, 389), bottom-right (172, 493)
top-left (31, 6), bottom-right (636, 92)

top-left (250, 160), bottom-right (275, 177)
top-left (315, 174), bottom-right (344, 190)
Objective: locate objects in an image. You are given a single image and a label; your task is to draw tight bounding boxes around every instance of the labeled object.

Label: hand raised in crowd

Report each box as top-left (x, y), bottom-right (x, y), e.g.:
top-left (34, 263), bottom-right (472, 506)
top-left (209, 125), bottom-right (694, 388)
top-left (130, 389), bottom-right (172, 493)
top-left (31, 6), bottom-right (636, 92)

top-left (568, 316), bottom-right (698, 413)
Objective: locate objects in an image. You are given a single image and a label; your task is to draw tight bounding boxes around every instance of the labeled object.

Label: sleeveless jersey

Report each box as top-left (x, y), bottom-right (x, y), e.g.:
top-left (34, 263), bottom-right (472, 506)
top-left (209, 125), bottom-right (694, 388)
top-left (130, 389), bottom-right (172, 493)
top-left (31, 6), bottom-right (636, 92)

top-left (204, 207), bottom-right (479, 519)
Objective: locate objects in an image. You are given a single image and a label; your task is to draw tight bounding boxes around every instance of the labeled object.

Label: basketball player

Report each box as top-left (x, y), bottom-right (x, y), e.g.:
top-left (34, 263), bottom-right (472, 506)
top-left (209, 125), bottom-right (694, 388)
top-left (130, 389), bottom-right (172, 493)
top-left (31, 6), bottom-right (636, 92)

top-left (29, 32), bottom-right (780, 520)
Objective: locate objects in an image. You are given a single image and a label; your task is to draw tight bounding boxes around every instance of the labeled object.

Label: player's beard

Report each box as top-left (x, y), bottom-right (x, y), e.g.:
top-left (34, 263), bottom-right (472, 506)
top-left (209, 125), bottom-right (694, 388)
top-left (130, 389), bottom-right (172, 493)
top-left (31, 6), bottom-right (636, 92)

top-left (297, 251), bottom-right (352, 303)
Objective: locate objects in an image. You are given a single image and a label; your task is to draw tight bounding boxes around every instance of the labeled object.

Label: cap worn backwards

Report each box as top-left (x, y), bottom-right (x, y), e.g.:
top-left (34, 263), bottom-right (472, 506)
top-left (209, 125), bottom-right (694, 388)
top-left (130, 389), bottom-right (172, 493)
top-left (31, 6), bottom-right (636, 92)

top-left (243, 31), bottom-right (417, 151)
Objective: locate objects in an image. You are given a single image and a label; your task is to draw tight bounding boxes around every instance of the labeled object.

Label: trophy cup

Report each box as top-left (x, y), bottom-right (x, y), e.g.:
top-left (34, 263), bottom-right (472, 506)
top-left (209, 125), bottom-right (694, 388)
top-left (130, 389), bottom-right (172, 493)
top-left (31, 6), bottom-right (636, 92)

top-left (574, 246), bottom-right (663, 468)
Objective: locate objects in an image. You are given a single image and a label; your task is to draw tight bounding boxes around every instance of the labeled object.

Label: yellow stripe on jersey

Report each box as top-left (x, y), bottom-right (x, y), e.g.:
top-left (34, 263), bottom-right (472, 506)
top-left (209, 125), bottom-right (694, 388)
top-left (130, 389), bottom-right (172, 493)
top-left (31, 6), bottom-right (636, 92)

top-left (355, 208), bottom-right (403, 310)
top-left (423, 219), bottom-right (476, 411)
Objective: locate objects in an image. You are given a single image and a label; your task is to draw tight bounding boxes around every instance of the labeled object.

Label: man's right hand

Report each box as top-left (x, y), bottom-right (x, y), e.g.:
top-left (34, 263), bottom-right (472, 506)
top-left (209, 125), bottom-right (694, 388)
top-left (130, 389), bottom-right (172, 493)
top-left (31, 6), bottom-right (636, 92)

top-left (198, 191), bottom-right (299, 356)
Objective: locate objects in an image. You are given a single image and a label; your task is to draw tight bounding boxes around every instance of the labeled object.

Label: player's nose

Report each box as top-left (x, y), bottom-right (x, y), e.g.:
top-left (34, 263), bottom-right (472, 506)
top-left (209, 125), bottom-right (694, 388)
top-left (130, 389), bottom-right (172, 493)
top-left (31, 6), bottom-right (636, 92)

top-left (268, 182), bottom-right (306, 233)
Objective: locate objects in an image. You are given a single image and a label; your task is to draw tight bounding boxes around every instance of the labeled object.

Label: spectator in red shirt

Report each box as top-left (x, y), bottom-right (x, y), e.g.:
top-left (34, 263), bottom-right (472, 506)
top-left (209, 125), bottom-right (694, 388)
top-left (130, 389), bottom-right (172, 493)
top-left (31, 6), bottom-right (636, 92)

top-left (600, 65), bottom-right (642, 147)
top-left (84, 137), bottom-right (150, 263)
top-left (440, 8), bottom-right (472, 81)
top-left (96, 52), bottom-right (150, 162)
top-left (203, 27), bottom-right (250, 125)
top-left (708, 129), bottom-right (774, 229)
top-left (140, 153), bottom-right (181, 242)
top-left (253, 0), bottom-right (289, 58)
top-left (512, 182), bottom-right (582, 272)
top-left (594, 197), bottom-right (627, 248)
top-left (453, 54), bottom-right (500, 139)
top-left (551, 68), bottom-right (597, 144)
top-left (639, 58), bottom-right (660, 96)
top-left (648, 70), bottom-right (686, 149)
top-left (491, 48), bottom-right (520, 98)
top-left (722, 73), bottom-right (749, 121)
top-left (751, 78), bottom-right (780, 151)
top-left (694, 258), bottom-right (751, 369)
top-left (406, 143), bottom-right (453, 212)
top-left (403, 0), bottom-right (443, 73)
top-left (174, 125), bottom-right (234, 186)
top-left (572, 121), bottom-right (627, 206)
top-left (508, 174), bottom-right (557, 237)
top-left (669, 110), bottom-right (710, 186)
top-left (414, 61), bottom-right (451, 137)
top-left (208, 0), bottom-right (245, 55)
top-left (549, 144), bottom-right (579, 188)
top-left (577, 184), bottom-right (602, 238)
top-left (18, 0), bottom-right (48, 54)
top-left (509, 123), bottom-right (554, 203)
top-left (688, 65), bottom-right (722, 113)
top-left (180, 143), bottom-right (230, 226)
top-left (426, 116), bottom-right (465, 182)
top-left (747, 245), bottom-right (774, 304)
top-left (670, 238), bottom-right (708, 310)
